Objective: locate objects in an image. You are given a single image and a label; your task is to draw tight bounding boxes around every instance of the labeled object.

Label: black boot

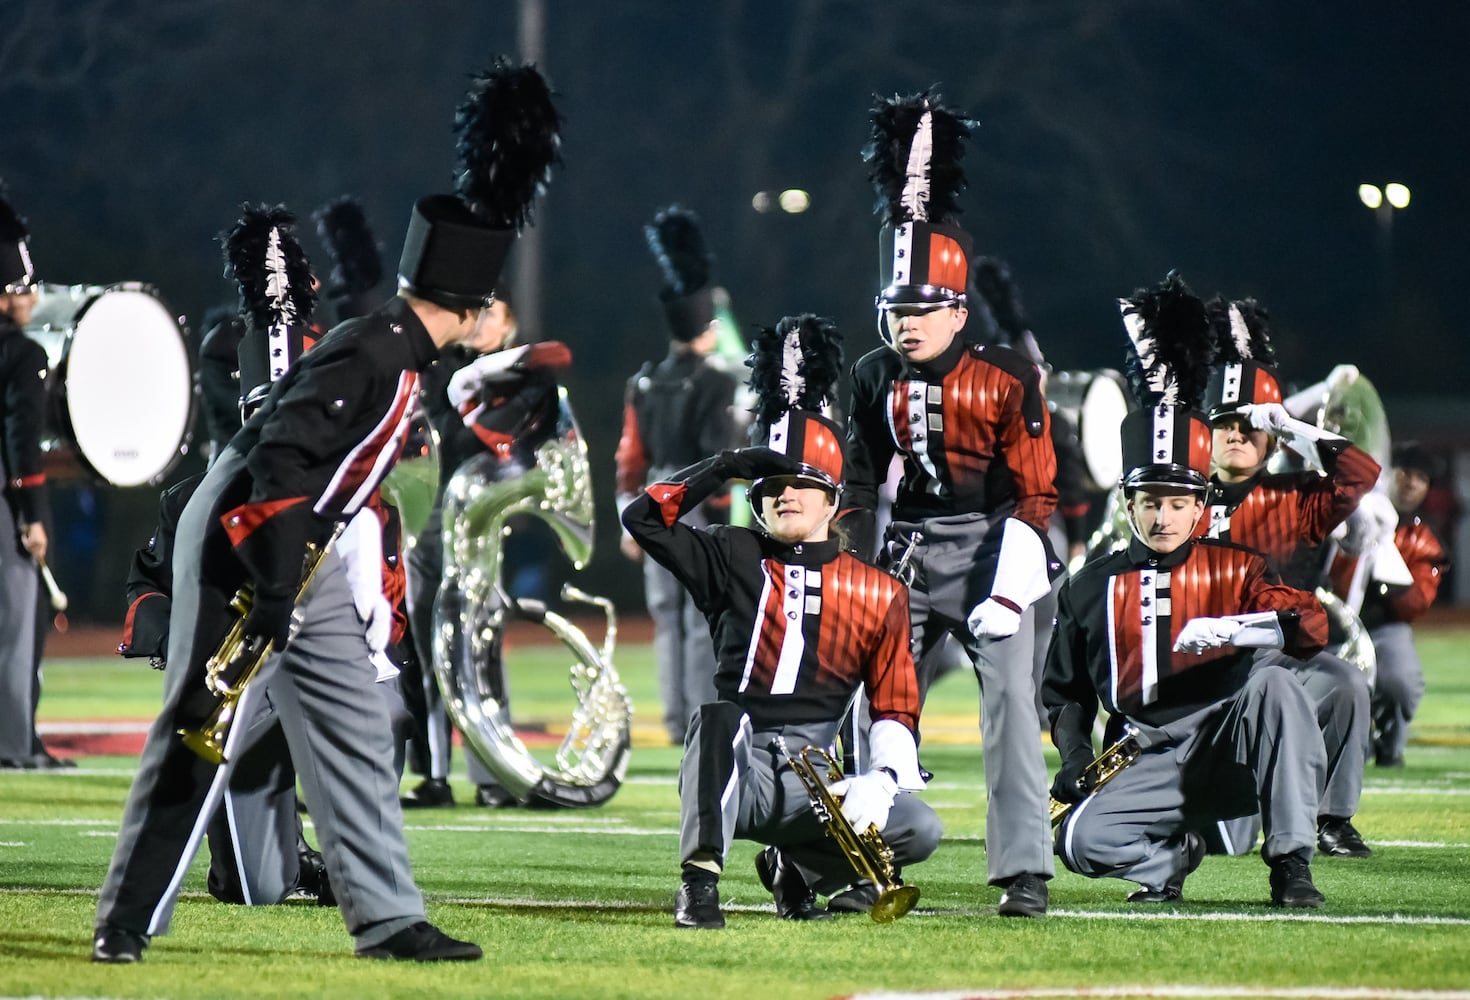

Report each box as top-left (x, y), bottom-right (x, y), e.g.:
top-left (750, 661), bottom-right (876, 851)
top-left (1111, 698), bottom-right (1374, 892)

top-left (674, 870), bottom-right (725, 929)
top-left (755, 847), bottom-right (832, 921)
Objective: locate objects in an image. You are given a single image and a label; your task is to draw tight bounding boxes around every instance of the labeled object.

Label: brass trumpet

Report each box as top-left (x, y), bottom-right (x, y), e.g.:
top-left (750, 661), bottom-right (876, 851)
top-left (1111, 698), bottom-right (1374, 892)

top-left (773, 736), bottom-right (920, 923)
top-left (1048, 728), bottom-right (1141, 825)
top-left (178, 535), bottom-right (337, 764)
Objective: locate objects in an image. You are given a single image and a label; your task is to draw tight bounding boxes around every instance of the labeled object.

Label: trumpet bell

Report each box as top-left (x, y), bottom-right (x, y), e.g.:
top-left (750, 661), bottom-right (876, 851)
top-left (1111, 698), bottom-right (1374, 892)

top-left (871, 884), bottom-right (921, 923)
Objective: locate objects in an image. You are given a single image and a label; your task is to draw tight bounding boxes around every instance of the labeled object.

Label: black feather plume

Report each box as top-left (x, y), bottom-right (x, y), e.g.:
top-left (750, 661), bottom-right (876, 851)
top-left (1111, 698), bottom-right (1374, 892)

top-left (0, 179), bottom-right (28, 242)
top-left (1206, 295), bottom-right (1278, 365)
top-left (972, 257), bottom-right (1030, 339)
top-left (645, 206), bottom-right (711, 301)
top-left (746, 314), bottom-right (844, 431)
top-left (454, 58), bottom-right (563, 231)
top-left (314, 196), bottom-right (382, 295)
top-left (1120, 271), bottom-right (1214, 409)
top-left (863, 88), bottom-right (976, 225)
top-left (220, 203), bottom-right (317, 332)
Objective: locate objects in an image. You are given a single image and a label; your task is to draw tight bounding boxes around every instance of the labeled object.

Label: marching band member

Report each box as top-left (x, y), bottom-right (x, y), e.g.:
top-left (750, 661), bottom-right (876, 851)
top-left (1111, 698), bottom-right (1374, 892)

top-left (92, 60), bottom-right (561, 963)
top-left (624, 315), bottom-right (940, 929)
top-left (1199, 297), bottom-right (1379, 858)
top-left (1044, 273), bottom-right (1330, 908)
top-left (403, 289), bottom-right (572, 808)
top-left (616, 206), bottom-right (738, 745)
top-left (842, 91), bottom-right (1060, 916)
top-left (0, 179), bottom-right (67, 771)
top-left (1325, 441), bottom-right (1449, 768)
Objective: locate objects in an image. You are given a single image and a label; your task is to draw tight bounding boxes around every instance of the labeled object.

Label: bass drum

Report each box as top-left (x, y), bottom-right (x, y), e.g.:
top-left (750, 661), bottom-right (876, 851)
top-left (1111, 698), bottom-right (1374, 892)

top-left (25, 283), bottom-right (195, 487)
top-left (1046, 369), bottom-right (1131, 492)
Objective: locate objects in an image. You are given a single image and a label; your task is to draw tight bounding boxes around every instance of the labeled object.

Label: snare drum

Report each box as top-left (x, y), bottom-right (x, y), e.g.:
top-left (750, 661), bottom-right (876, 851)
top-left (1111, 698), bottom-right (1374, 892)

top-left (25, 283), bottom-right (195, 488)
top-left (1046, 369), bottom-right (1130, 492)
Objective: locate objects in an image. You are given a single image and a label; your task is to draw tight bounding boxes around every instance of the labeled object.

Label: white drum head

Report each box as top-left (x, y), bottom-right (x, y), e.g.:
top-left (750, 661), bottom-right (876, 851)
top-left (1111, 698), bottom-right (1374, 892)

top-left (1078, 373), bottom-right (1129, 490)
top-left (67, 288), bottom-right (193, 487)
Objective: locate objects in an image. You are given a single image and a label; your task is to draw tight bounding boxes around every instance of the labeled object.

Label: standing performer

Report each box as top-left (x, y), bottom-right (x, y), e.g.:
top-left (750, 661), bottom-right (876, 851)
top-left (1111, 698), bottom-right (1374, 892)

top-left (624, 315), bottom-right (940, 928)
top-left (616, 206), bottom-right (738, 745)
top-left (1044, 273), bottom-right (1330, 908)
top-left (1199, 297), bottom-right (1379, 859)
top-left (402, 288), bottom-right (573, 809)
top-left (92, 59), bottom-right (561, 963)
top-left (0, 180), bottom-right (63, 771)
top-left (1325, 442), bottom-right (1449, 768)
top-left (843, 91), bottom-right (1059, 916)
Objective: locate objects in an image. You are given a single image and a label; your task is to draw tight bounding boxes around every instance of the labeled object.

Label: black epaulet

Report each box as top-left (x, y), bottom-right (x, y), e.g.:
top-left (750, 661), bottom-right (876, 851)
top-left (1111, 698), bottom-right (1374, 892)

top-left (972, 342), bottom-right (1046, 438)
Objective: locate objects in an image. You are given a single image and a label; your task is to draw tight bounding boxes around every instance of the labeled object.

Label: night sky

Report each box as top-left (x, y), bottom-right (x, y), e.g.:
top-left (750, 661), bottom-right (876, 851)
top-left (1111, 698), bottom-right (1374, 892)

top-left (4, 1), bottom-right (1464, 619)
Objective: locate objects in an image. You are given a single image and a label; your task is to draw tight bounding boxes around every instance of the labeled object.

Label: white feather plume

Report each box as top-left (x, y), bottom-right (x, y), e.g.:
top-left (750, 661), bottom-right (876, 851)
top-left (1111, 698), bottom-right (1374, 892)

top-left (1228, 303), bottom-right (1252, 360)
top-left (1120, 298), bottom-right (1177, 404)
top-left (264, 227), bottom-right (295, 326)
top-left (781, 326), bottom-right (805, 405)
top-left (900, 107), bottom-right (934, 222)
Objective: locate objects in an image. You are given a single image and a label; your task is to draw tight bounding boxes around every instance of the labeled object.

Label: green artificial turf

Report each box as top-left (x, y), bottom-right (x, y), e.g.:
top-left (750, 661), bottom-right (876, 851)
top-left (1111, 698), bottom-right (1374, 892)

top-left (1, 625), bottom-right (1467, 999)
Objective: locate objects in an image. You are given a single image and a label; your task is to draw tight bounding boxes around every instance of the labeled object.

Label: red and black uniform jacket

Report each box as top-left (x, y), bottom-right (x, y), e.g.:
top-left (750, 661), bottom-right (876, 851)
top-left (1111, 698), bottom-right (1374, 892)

top-left (1327, 513), bottom-right (1448, 630)
top-left (1200, 442), bottom-right (1380, 589)
top-left (218, 297), bottom-right (438, 598)
top-left (615, 351), bottom-right (737, 497)
top-left (0, 312), bottom-right (49, 527)
top-left (843, 337), bottom-right (1057, 557)
top-left (622, 453), bottom-right (920, 735)
top-left (1042, 536), bottom-right (1327, 762)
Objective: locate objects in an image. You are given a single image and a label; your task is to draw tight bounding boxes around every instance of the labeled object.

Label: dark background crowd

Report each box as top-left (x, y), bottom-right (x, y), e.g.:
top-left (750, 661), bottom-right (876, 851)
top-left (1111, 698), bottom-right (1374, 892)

top-left (2, 0), bottom-right (1464, 623)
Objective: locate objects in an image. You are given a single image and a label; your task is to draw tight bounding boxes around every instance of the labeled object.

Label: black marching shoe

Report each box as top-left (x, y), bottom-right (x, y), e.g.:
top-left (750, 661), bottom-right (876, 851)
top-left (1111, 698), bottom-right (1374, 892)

top-left (356, 921), bottom-right (483, 961)
top-left (996, 873), bottom-right (1049, 917)
top-left (1127, 832), bottom-right (1206, 904)
top-left (92, 925), bottom-right (148, 964)
top-left (1317, 816), bottom-right (1372, 858)
top-left (296, 849), bottom-right (336, 907)
top-left (755, 847), bottom-right (832, 921)
top-left (475, 784), bottom-right (518, 808)
top-left (399, 777), bottom-right (455, 809)
top-left (674, 874), bottom-right (725, 929)
top-left (1269, 852), bottom-right (1325, 908)
top-left (827, 880), bottom-right (881, 915)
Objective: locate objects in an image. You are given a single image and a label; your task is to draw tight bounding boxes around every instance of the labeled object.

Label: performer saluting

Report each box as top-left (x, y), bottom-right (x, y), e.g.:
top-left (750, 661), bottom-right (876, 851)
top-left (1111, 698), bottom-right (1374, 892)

top-left (92, 60), bottom-right (562, 964)
top-left (623, 316), bottom-right (941, 929)
top-left (1198, 297), bottom-right (1379, 859)
top-left (1044, 273), bottom-right (1331, 908)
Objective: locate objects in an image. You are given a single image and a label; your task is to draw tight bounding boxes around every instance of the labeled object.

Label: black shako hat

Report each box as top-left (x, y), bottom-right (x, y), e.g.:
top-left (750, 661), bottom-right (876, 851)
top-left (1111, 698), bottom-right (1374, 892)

top-left (221, 203), bottom-right (317, 414)
top-left (645, 205), bottom-right (715, 342)
top-left (1118, 272), bottom-right (1216, 493)
top-left (1202, 296), bottom-right (1284, 421)
top-left (398, 59), bottom-right (562, 311)
top-left (863, 89), bottom-right (977, 312)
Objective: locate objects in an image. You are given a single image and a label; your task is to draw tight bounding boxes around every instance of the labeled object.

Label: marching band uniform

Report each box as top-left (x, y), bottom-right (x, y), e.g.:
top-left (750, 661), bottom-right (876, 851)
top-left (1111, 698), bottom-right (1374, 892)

top-left (0, 182), bottom-right (58, 770)
top-left (843, 92), bottom-right (1059, 915)
top-left (1324, 443), bottom-right (1449, 767)
top-left (1045, 274), bottom-right (1330, 907)
top-left (1199, 298), bottom-right (1379, 858)
top-left (93, 60), bottom-right (563, 963)
top-left (616, 206), bottom-right (737, 744)
top-left (625, 315), bottom-right (939, 929)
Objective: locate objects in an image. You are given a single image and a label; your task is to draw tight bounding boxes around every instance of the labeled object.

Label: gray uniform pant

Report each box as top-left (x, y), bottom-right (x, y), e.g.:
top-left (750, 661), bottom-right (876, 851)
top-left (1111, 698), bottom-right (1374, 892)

top-left (0, 489), bottom-right (38, 761)
top-left (1057, 665), bottom-right (1325, 893)
top-left (97, 450), bottom-right (425, 949)
top-left (1370, 623), bottom-right (1424, 764)
top-left (645, 505), bottom-right (717, 743)
top-left (678, 702), bottom-right (942, 895)
top-left (890, 514), bottom-right (1053, 885)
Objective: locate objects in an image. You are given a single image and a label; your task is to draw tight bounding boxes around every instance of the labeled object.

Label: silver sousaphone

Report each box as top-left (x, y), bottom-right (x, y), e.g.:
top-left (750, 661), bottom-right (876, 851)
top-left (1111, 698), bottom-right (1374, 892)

top-left (395, 386), bottom-right (632, 807)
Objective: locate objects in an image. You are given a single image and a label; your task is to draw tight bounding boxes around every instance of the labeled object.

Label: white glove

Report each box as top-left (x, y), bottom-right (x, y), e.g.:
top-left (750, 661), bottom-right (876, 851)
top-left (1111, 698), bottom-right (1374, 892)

top-left (1172, 616), bottom-right (1243, 654)
top-left (828, 768), bottom-right (898, 834)
top-left (1325, 364), bottom-right (1360, 394)
top-left (363, 592), bottom-right (393, 653)
top-left (968, 598), bottom-right (1022, 640)
top-left (1337, 491), bottom-right (1398, 556)
top-left (446, 346), bottom-right (530, 408)
top-left (1241, 402), bottom-right (1291, 435)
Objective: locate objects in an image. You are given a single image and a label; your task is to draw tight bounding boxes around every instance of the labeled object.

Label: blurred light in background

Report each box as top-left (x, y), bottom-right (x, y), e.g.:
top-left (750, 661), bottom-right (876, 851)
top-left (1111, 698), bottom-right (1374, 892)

top-left (752, 189), bottom-right (811, 214)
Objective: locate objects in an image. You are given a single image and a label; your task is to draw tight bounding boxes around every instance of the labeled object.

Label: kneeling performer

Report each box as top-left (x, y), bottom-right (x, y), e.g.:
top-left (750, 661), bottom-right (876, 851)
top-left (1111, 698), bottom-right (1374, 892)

top-left (623, 315), bottom-right (941, 929)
